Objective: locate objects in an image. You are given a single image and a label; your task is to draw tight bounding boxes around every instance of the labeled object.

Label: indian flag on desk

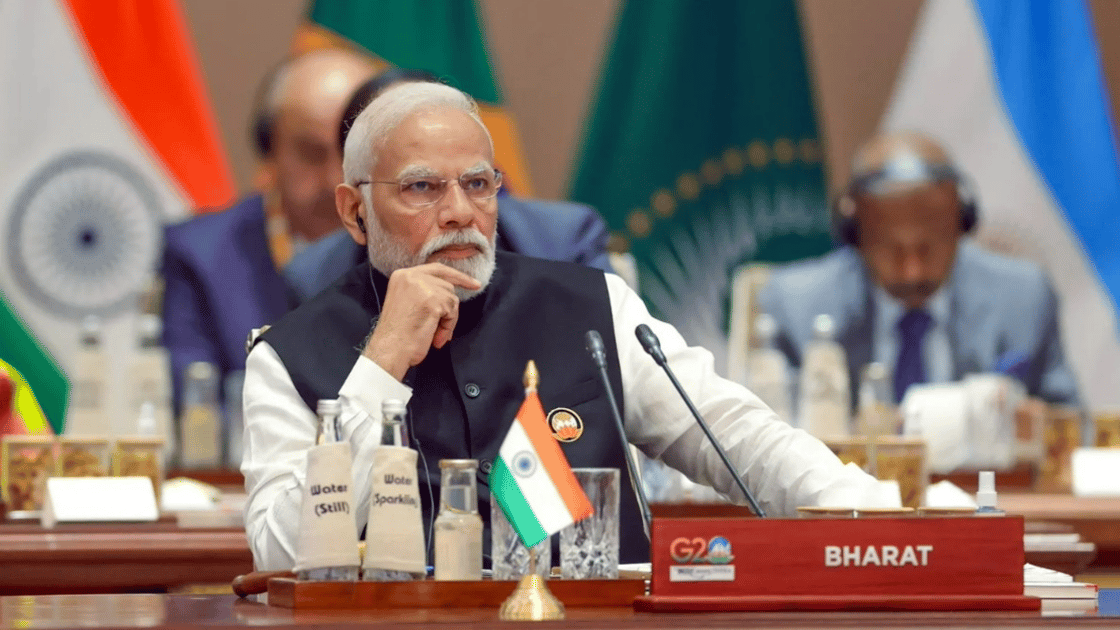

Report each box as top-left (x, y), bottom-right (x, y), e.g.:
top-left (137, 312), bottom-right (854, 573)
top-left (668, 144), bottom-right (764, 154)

top-left (489, 361), bottom-right (592, 548)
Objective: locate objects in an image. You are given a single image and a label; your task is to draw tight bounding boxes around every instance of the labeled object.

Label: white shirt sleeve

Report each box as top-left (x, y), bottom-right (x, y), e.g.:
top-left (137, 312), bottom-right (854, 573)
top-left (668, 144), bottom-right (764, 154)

top-left (244, 273), bottom-right (890, 569)
top-left (606, 273), bottom-right (890, 517)
top-left (241, 341), bottom-right (411, 570)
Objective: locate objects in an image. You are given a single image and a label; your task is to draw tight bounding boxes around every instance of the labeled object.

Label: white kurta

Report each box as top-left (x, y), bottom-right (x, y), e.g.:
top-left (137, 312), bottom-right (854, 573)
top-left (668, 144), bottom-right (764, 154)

top-left (241, 273), bottom-right (890, 570)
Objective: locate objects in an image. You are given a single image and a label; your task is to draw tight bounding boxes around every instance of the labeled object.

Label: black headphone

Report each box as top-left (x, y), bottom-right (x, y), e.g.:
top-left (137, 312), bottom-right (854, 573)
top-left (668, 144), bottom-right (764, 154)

top-left (830, 159), bottom-right (979, 246)
top-left (356, 215), bottom-right (366, 233)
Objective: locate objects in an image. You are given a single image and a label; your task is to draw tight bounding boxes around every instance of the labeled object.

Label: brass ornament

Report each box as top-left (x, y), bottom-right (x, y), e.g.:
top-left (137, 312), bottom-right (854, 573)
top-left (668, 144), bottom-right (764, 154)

top-left (498, 573), bottom-right (565, 621)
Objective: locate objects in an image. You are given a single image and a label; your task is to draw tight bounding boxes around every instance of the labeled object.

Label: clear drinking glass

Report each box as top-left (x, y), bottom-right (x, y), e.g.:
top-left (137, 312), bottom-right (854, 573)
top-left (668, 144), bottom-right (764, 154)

top-left (490, 492), bottom-right (551, 580)
top-left (560, 468), bottom-right (619, 579)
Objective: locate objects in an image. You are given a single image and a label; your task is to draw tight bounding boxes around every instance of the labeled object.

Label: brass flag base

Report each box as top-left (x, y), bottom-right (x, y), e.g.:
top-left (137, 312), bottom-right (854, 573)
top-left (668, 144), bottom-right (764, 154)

top-left (498, 574), bottom-right (565, 621)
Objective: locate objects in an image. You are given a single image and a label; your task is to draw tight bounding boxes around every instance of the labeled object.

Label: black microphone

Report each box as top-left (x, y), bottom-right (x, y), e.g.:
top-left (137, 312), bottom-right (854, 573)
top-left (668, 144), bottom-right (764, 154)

top-left (634, 324), bottom-right (766, 518)
top-left (585, 330), bottom-right (652, 541)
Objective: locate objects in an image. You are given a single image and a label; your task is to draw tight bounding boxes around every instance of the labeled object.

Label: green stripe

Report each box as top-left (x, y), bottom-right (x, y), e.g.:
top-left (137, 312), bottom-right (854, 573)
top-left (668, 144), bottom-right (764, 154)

top-left (489, 458), bottom-right (547, 548)
top-left (0, 293), bottom-right (67, 433)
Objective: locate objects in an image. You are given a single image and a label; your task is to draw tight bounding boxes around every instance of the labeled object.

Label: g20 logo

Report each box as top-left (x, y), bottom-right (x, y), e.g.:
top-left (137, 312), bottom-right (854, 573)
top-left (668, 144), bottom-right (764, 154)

top-left (669, 536), bottom-right (734, 564)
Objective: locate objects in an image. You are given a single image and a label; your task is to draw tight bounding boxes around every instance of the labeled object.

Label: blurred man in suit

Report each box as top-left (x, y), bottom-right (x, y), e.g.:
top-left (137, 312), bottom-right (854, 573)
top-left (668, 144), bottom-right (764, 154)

top-left (759, 131), bottom-right (1078, 407)
top-left (161, 50), bottom-right (376, 409)
top-left (284, 71), bottom-right (612, 302)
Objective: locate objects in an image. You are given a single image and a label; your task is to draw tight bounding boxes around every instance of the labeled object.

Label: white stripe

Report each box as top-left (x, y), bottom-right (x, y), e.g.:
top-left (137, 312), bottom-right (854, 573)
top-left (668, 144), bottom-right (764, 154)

top-left (0, 0), bottom-right (192, 437)
top-left (498, 420), bottom-right (573, 534)
top-left (882, 0), bottom-right (1120, 407)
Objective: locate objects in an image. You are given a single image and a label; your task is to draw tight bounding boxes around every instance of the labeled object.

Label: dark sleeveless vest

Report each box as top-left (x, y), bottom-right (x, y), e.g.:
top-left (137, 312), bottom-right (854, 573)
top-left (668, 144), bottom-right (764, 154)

top-left (261, 251), bottom-right (646, 563)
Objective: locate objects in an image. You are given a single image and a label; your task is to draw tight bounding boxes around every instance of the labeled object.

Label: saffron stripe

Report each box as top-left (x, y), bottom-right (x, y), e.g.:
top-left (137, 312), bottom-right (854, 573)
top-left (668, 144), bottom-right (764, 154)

top-left (515, 392), bottom-right (593, 521)
top-left (62, 0), bottom-right (235, 210)
top-left (490, 457), bottom-right (548, 548)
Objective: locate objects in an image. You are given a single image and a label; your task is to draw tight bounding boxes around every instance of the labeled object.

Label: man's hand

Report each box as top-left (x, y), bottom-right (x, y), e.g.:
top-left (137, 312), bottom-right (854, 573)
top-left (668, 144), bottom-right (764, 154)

top-left (362, 264), bottom-right (482, 381)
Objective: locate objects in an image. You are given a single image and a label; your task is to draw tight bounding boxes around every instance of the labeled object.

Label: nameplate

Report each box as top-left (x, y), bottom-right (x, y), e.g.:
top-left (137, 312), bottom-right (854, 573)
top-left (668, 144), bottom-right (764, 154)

top-left (646, 516), bottom-right (1024, 600)
top-left (41, 476), bottom-right (159, 528)
top-left (1072, 447), bottom-right (1120, 496)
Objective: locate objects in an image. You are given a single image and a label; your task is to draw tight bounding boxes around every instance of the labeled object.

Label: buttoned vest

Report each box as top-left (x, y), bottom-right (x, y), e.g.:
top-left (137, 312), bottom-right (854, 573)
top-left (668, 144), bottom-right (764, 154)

top-left (262, 251), bottom-right (647, 563)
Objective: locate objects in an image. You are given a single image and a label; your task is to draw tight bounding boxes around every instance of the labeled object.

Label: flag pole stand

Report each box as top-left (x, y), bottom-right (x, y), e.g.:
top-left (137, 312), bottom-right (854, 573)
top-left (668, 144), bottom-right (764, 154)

top-left (498, 547), bottom-right (565, 621)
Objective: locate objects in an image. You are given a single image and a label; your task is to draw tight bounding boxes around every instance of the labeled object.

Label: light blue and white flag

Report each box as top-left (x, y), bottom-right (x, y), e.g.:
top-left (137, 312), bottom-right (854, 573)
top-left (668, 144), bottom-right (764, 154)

top-left (883, 0), bottom-right (1120, 407)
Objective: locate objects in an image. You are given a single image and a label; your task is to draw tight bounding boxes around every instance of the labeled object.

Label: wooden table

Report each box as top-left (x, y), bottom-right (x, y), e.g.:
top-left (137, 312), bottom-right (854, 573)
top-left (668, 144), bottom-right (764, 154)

top-left (1002, 494), bottom-right (1120, 570)
top-left (1, 494), bottom-right (1113, 596)
top-left (0, 593), bottom-right (1115, 629)
top-left (0, 522), bottom-right (253, 595)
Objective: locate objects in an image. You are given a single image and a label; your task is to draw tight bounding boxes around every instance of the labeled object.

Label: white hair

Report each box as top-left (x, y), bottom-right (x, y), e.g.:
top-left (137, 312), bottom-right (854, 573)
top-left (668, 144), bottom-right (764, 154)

top-left (342, 82), bottom-right (491, 184)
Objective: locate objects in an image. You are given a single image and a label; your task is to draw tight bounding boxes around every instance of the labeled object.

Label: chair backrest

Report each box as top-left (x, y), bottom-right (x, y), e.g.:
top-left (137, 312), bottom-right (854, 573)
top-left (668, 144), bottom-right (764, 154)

top-left (609, 252), bottom-right (639, 292)
top-left (725, 263), bottom-right (772, 385)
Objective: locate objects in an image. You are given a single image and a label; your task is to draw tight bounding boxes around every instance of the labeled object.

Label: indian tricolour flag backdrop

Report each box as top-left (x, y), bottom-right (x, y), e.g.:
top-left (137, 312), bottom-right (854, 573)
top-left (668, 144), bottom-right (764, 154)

top-left (490, 386), bottom-right (591, 548)
top-left (0, 0), bottom-right (234, 435)
top-left (294, 0), bottom-right (535, 196)
top-left (882, 0), bottom-right (1120, 408)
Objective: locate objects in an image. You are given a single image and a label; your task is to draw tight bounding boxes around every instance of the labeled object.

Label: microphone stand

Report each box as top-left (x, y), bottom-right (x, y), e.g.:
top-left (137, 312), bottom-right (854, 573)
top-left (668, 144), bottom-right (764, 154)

top-left (635, 324), bottom-right (766, 518)
top-left (585, 330), bottom-right (652, 541)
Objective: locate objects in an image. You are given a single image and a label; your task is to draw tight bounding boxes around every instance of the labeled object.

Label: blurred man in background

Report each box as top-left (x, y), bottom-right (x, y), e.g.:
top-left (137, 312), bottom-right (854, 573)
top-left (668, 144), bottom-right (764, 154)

top-left (161, 49), bottom-right (376, 410)
top-left (759, 131), bottom-right (1079, 408)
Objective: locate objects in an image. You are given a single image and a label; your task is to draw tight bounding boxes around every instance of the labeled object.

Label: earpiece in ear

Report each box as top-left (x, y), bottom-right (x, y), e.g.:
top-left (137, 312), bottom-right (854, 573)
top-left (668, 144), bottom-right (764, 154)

top-left (356, 215), bottom-right (367, 234)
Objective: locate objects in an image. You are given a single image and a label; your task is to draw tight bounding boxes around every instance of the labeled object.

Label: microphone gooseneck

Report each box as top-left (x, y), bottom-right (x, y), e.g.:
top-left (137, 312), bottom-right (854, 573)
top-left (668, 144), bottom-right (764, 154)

top-left (584, 330), bottom-right (652, 541)
top-left (633, 325), bottom-right (767, 518)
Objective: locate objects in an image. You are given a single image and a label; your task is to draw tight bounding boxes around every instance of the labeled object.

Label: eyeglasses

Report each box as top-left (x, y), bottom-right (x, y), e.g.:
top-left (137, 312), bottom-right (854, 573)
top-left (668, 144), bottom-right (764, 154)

top-left (354, 169), bottom-right (503, 208)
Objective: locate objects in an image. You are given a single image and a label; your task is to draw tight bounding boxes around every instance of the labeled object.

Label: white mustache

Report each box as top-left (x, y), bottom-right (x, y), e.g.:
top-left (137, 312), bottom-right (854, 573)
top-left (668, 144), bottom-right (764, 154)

top-left (418, 229), bottom-right (492, 261)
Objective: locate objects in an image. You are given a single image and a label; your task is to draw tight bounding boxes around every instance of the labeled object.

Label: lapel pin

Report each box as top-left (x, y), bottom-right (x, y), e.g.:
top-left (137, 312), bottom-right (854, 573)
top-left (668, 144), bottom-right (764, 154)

top-left (547, 408), bottom-right (583, 442)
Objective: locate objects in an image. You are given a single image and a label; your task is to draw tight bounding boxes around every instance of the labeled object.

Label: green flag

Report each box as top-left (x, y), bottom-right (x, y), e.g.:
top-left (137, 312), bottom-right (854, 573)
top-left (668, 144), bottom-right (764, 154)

top-left (300, 0), bottom-right (535, 195)
top-left (0, 291), bottom-right (67, 434)
top-left (570, 0), bottom-right (831, 363)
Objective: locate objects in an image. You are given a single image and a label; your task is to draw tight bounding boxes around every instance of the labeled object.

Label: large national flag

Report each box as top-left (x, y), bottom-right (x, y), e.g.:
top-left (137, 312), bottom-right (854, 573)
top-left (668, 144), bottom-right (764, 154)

top-left (489, 368), bottom-right (591, 548)
top-left (0, 0), bottom-right (235, 435)
top-left (882, 0), bottom-right (1120, 408)
top-left (296, 0), bottom-right (535, 196)
top-left (569, 0), bottom-right (831, 367)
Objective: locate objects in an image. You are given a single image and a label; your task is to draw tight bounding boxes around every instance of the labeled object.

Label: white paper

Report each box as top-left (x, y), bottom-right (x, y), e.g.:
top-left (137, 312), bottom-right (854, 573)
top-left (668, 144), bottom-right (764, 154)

top-left (902, 383), bottom-right (970, 472)
top-left (1072, 447), bottom-right (1120, 497)
top-left (963, 374), bottom-right (1020, 469)
top-left (923, 480), bottom-right (978, 508)
top-left (902, 375), bottom-right (1021, 472)
top-left (41, 476), bottom-right (158, 527)
top-left (294, 442), bottom-right (360, 573)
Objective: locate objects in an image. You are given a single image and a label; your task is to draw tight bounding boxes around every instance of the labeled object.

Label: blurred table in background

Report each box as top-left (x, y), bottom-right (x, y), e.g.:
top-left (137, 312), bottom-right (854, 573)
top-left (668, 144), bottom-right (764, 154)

top-left (1003, 493), bottom-right (1120, 581)
top-left (167, 468), bottom-right (244, 491)
top-left (0, 520), bottom-right (252, 595)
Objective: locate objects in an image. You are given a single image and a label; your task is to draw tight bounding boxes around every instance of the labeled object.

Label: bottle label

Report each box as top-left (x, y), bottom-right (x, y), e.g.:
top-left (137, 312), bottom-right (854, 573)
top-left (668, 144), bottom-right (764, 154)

top-left (363, 446), bottom-right (426, 575)
top-left (295, 442), bottom-right (360, 573)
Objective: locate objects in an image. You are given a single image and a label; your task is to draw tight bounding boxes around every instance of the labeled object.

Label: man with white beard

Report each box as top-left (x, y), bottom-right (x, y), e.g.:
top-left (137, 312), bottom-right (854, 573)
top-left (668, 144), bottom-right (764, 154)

top-left (240, 82), bottom-right (889, 571)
